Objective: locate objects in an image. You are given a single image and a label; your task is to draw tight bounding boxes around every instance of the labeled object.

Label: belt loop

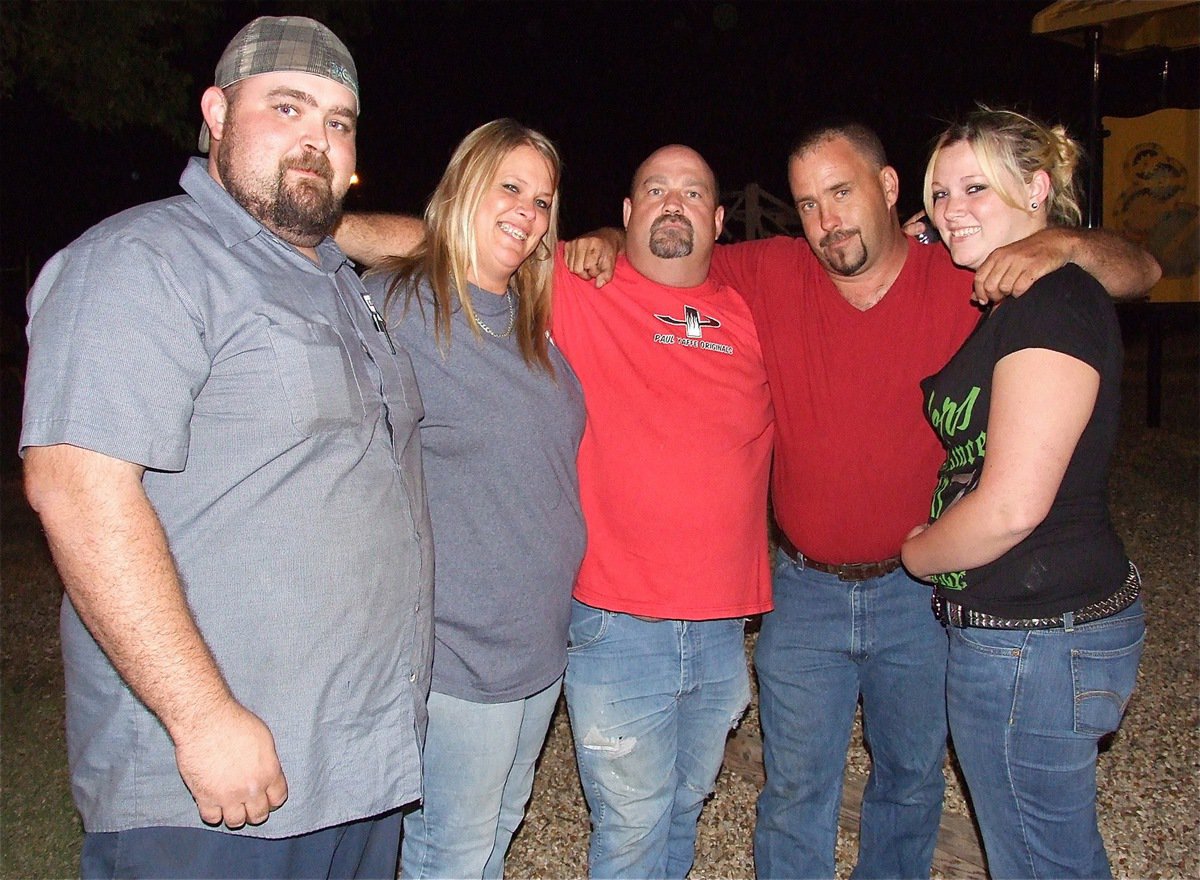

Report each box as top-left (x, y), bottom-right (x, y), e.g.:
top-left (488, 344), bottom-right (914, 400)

top-left (1062, 610), bottom-right (1075, 632)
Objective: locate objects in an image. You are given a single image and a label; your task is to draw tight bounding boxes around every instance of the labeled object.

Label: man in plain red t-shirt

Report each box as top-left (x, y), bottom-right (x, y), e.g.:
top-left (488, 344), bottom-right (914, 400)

top-left (703, 123), bottom-right (1155, 880)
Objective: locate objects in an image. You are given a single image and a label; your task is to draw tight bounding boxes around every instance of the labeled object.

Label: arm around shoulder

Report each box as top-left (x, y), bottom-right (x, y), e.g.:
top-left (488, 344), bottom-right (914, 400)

top-left (334, 212), bottom-right (425, 268)
top-left (563, 227), bottom-right (625, 287)
top-left (1060, 227), bottom-right (1161, 299)
top-left (974, 226), bottom-right (1161, 302)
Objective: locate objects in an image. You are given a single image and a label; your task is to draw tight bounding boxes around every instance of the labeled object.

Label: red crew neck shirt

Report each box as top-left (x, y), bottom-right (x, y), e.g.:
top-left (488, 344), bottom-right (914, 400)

top-left (552, 249), bottom-right (775, 619)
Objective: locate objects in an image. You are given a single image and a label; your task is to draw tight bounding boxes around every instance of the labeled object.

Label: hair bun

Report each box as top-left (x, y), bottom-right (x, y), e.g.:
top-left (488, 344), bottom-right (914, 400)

top-left (1049, 125), bottom-right (1080, 171)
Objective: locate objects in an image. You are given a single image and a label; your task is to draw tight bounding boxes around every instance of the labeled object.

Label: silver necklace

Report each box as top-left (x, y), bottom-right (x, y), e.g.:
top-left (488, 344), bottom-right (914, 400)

top-left (476, 289), bottom-right (515, 338)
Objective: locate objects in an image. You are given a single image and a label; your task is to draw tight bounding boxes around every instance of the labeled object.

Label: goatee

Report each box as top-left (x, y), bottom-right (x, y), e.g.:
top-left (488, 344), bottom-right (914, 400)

top-left (648, 214), bottom-right (695, 259)
top-left (819, 228), bottom-right (868, 276)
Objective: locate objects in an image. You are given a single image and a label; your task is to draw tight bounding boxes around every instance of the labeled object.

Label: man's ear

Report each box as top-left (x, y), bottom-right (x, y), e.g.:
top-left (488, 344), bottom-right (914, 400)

top-left (713, 205), bottom-right (725, 240)
top-left (200, 86), bottom-right (230, 145)
top-left (881, 166), bottom-right (900, 210)
top-left (622, 198), bottom-right (632, 230)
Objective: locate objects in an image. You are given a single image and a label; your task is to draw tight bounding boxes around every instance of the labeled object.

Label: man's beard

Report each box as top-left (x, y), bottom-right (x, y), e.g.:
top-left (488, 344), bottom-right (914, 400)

top-left (648, 214), bottom-right (695, 259)
top-left (218, 121), bottom-right (344, 247)
top-left (818, 228), bottom-right (868, 276)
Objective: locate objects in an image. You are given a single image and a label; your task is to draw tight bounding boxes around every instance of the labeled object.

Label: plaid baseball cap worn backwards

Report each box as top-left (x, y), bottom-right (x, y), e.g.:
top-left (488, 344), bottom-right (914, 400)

top-left (198, 15), bottom-right (359, 152)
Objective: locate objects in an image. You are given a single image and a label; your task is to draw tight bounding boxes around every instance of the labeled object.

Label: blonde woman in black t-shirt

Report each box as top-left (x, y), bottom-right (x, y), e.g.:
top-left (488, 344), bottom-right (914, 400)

top-left (901, 108), bottom-right (1146, 880)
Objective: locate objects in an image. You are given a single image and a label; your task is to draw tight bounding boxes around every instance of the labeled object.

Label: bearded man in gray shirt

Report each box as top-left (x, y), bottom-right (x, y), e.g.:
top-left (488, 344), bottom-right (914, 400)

top-left (20, 16), bottom-right (432, 879)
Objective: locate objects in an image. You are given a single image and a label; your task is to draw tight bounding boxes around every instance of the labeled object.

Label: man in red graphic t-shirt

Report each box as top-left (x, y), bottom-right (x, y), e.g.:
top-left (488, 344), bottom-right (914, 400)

top-left (555, 144), bottom-right (773, 879)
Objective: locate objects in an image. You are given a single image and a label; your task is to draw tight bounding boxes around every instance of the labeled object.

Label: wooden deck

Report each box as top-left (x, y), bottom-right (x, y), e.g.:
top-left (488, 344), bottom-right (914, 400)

top-left (723, 728), bottom-right (988, 879)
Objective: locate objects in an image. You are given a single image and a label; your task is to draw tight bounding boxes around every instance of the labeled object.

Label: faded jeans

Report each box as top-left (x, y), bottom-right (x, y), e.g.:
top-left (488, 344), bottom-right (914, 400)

top-left (401, 679), bottom-right (562, 879)
top-left (754, 554), bottom-right (949, 879)
top-left (564, 600), bottom-right (751, 879)
top-left (948, 598), bottom-right (1145, 879)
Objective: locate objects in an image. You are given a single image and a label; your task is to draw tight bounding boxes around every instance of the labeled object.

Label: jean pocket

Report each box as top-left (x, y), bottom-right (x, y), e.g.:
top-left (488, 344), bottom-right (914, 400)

top-left (773, 549), bottom-right (799, 575)
top-left (1071, 629), bottom-right (1145, 737)
top-left (951, 624), bottom-right (1027, 657)
top-left (567, 604), bottom-right (610, 653)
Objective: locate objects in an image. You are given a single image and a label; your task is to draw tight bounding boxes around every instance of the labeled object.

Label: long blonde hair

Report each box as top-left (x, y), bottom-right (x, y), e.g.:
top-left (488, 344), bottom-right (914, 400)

top-left (376, 119), bottom-right (561, 373)
top-left (924, 106), bottom-right (1083, 229)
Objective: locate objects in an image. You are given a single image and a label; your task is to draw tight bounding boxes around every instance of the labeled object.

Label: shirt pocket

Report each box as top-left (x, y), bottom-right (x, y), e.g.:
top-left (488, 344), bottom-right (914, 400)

top-left (267, 322), bottom-right (366, 435)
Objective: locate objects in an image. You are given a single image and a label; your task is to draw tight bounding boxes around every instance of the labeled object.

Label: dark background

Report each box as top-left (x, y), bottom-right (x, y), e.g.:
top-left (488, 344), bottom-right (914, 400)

top-left (3, 0), bottom-right (1197, 317)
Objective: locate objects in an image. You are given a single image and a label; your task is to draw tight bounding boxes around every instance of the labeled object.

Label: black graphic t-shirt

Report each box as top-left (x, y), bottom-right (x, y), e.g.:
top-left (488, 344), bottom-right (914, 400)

top-left (920, 264), bottom-right (1128, 617)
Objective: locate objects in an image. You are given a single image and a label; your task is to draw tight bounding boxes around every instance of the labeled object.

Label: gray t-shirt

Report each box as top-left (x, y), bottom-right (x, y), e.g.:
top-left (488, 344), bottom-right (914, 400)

top-left (21, 158), bottom-right (434, 837)
top-left (368, 275), bottom-right (586, 702)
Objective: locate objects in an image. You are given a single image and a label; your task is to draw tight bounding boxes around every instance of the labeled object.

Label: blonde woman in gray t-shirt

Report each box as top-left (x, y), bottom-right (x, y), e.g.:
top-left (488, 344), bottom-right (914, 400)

top-left (365, 119), bottom-right (586, 879)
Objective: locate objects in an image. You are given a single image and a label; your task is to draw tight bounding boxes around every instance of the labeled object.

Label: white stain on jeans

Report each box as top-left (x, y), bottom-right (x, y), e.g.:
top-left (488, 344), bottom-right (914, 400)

top-left (581, 727), bottom-right (637, 759)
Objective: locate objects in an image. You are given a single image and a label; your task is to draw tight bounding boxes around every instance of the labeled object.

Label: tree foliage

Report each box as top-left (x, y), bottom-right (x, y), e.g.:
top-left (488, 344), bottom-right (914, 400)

top-left (1, 1), bottom-right (225, 148)
top-left (1, 1), bottom-right (381, 148)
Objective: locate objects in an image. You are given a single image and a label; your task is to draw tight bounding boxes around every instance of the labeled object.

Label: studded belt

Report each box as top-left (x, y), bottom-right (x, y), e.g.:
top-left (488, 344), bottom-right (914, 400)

top-left (778, 534), bottom-right (903, 582)
top-left (932, 563), bottom-right (1141, 630)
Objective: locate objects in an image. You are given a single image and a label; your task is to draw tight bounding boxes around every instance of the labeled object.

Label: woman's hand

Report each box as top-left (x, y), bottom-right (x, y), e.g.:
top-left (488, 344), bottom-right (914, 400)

top-left (901, 523), bottom-right (932, 578)
top-left (904, 523), bottom-right (929, 541)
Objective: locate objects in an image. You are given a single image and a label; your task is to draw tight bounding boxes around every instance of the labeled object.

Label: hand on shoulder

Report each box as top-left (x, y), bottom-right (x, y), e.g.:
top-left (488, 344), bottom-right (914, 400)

top-left (564, 228), bottom-right (624, 288)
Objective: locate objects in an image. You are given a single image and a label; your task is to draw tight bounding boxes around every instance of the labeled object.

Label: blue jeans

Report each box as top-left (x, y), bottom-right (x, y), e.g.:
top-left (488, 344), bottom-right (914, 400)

top-left (947, 599), bottom-right (1145, 879)
top-left (754, 554), bottom-right (949, 879)
top-left (81, 811), bottom-right (402, 879)
top-left (564, 601), bottom-right (752, 879)
top-left (401, 679), bottom-right (562, 879)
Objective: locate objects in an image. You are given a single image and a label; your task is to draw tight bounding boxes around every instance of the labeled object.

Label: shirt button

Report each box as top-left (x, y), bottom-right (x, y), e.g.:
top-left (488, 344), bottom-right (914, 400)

top-left (409, 672), bottom-right (417, 682)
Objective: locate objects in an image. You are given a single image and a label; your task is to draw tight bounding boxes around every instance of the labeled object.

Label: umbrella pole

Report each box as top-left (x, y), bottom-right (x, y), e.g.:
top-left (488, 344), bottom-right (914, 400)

top-left (1086, 25), bottom-right (1103, 229)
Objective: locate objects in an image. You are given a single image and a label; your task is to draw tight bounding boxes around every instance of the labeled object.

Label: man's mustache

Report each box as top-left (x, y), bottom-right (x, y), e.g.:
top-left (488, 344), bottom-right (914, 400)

top-left (651, 214), bottom-right (693, 234)
top-left (283, 155), bottom-right (333, 182)
top-left (819, 228), bottom-right (859, 249)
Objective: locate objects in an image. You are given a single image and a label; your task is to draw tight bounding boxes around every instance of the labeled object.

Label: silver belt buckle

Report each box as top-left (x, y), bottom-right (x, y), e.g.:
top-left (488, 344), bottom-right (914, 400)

top-left (950, 602), bottom-right (966, 627)
top-left (942, 598), bottom-right (965, 627)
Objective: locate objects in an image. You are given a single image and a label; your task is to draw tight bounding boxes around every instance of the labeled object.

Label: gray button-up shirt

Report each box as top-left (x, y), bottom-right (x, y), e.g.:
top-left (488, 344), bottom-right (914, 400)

top-left (21, 158), bottom-right (433, 837)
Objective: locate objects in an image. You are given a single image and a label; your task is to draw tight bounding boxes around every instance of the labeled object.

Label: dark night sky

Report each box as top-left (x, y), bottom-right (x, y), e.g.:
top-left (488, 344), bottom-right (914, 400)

top-left (3, 0), bottom-right (1197, 316)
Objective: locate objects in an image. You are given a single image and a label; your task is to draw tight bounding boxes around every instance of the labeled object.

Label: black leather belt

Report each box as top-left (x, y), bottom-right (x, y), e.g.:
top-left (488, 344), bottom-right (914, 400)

top-left (778, 533), bottom-right (902, 582)
top-left (932, 563), bottom-right (1141, 630)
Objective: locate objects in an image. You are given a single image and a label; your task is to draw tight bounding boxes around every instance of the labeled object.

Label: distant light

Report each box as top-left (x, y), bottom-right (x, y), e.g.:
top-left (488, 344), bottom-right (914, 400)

top-left (350, 173), bottom-right (360, 186)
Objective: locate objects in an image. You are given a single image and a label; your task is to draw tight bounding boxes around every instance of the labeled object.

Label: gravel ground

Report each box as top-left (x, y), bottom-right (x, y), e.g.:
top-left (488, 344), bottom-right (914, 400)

top-left (1, 311), bottom-right (1195, 879)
